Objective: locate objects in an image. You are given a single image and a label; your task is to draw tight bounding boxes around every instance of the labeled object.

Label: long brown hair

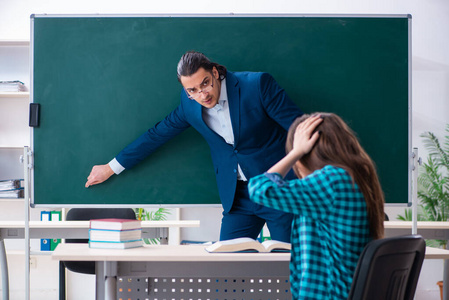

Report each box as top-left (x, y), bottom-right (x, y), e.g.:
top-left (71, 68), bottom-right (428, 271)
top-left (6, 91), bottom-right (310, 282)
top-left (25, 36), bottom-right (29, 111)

top-left (286, 113), bottom-right (385, 239)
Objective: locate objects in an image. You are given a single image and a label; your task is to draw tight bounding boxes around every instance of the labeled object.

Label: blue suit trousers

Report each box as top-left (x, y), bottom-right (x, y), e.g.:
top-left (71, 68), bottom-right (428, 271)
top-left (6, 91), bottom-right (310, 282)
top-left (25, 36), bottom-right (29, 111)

top-left (219, 181), bottom-right (293, 242)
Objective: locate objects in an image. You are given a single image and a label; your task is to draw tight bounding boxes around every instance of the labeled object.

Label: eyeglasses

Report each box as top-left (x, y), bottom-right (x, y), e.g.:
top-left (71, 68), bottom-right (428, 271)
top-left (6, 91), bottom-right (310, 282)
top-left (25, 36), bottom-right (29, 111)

top-left (185, 75), bottom-right (215, 100)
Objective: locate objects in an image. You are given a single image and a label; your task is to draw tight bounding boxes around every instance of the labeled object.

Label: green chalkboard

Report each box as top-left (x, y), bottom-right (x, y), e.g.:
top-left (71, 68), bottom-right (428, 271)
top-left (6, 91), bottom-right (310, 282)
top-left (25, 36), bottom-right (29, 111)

top-left (31, 15), bottom-right (410, 206)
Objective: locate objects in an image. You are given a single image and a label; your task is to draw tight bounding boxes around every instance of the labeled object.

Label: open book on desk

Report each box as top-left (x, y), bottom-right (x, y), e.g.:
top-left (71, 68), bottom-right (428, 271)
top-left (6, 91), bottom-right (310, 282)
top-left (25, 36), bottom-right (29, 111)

top-left (205, 237), bottom-right (291, 253)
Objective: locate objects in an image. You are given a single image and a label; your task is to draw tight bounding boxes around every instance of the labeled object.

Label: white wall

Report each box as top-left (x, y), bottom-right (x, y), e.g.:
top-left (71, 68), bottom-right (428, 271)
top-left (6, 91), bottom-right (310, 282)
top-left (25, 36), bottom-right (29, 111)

top-left (1, 0), bottom-right (448, 170)
top-left (1, 1), bottom-right (448, 299)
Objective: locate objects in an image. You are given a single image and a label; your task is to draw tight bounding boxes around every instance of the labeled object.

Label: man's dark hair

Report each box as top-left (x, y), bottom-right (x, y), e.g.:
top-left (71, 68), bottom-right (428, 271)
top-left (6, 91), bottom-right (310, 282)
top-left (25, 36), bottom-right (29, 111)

top-left (177, 51), bottom-right (227, 82)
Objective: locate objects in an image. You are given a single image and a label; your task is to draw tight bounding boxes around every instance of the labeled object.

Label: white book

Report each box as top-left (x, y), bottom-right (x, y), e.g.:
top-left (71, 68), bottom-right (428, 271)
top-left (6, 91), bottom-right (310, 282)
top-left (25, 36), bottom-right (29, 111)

top-left (205, 237), bottom-right (291, 253)
top-left (0, 188), bottom-right (24, 198)
top-left (89, 218), bottom-right (141, 230)
top-left (0, 179), bottom-right (23, 191)
top-left (88, 239), bottom-right (143, 249)
top-left (89, 228), bottom-right (142, 242)
top-left (0, 81), bottom-right (27, 92)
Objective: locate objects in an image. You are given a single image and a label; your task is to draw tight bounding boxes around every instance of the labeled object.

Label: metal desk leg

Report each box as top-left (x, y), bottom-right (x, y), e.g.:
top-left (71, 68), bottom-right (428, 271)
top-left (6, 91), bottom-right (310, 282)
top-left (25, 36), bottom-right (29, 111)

top-left (444, 259), bottom-right (449, 300)
top-left (0, 239), bottom-right (9, 300)
top-left (59, 261), bottom-right (66, 300)
top-left (96, 261), bottom-right (117, 300)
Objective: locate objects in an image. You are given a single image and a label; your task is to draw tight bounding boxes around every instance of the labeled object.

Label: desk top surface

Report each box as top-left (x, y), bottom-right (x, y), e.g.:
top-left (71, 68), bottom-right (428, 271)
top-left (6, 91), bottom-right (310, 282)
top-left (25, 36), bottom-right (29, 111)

top-left (424, 246), bottom-right (449, 259)
top-left (52, 243), bottom-right (290, 262)
top-left (385, 221), bottom-right (449, 229)
top-left (52, 243), bottom-right (449, 262)
top-left (1, 220), bottom-right (448, 229)
top-left (0, 220), bottom-right (200, 229)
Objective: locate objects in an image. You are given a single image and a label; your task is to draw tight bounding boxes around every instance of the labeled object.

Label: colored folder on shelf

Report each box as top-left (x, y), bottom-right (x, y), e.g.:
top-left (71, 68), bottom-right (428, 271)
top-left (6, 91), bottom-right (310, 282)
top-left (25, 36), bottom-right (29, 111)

top-left (50, 211), bottom-right (62, 250)
top-left (40, 211), bottom-right (51, 251)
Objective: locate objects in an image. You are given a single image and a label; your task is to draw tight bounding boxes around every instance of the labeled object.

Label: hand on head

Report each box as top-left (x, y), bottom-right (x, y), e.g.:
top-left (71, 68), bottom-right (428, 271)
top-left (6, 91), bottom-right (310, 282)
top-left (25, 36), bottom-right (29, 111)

top-left (292, 114), bottom-right (323, 158)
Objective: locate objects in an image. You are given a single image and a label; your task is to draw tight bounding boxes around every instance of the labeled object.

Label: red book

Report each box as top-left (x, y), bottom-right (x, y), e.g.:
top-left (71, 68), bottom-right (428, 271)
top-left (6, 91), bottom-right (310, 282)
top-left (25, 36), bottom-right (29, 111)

top-left (89, 218), bottom-right (141, 231)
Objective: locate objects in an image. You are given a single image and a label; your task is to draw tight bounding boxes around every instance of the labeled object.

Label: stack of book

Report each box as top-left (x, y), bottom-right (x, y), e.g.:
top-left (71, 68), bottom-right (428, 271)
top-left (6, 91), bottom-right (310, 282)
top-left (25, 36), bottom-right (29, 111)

top-left (88, 218), bottom-right (143, 249)
top-left (0, 179), bottom-right (24, 198)
top-left (0, 80), bottom-right (27, 92)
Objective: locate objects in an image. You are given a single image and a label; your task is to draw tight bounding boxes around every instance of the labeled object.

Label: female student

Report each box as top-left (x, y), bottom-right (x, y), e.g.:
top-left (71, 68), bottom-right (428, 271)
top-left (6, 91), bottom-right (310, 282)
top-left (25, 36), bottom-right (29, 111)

top-left (248, 113), bottom-right (385, 299)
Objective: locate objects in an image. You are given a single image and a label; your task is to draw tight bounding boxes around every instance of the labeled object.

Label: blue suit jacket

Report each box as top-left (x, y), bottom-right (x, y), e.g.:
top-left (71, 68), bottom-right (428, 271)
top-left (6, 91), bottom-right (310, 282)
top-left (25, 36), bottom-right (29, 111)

top-left (116, 71), bottom-right (303, 212)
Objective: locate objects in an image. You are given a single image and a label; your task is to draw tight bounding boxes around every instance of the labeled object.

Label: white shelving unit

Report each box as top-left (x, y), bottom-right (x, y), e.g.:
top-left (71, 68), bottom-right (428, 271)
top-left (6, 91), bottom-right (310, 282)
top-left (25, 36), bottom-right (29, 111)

top-left (0, 92), bottom-right (30, 98)
top-left (0, 40), bottom-right (34, 300)
top-left (0, 96), bottom-right (30, 148)
top-left (0, 41), bottom-right (30, 146)
top-left (0, 41), bottom-right (30, 224)
top-left (0, 40), bottom-right (29, 47)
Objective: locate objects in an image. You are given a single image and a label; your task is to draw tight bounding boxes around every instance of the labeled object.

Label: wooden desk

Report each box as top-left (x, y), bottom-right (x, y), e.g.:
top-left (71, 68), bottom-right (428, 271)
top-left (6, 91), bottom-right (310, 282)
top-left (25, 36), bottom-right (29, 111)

top-left (426, 246), bottom-right (449, 259)
top-left (0, 220), bottom-right (200, 300)
top-left (385, 221), bottom-right (449, 240)
top-left (52, 243), bottom-right (291, 300)
top-left (52, 241), bottom-right (449, 300)
top-left (385, 221), bottom-right (449, 300)
top-left (425, 247), bottom-right (449, 300)
top-left (385, 221), bottom-right (449, 230)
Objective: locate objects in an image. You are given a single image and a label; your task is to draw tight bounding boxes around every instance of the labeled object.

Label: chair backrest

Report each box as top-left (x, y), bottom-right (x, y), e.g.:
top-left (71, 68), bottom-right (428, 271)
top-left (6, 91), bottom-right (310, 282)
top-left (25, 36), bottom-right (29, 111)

top-left (347, 235), bottom-right (426, 300)
top-left (63, 208), bottom-right (136, 274)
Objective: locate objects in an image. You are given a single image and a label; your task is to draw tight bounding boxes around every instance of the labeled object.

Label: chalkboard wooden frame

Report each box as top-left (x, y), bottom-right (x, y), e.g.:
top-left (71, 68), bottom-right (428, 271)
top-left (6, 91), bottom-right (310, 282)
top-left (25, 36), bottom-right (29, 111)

top-left (30, 14), bottom-right (411, 207)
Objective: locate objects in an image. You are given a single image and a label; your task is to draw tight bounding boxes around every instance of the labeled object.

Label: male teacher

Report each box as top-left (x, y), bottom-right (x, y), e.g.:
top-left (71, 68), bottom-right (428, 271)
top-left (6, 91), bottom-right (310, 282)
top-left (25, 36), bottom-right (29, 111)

top-left (85, 51), bottom-right (303, 242)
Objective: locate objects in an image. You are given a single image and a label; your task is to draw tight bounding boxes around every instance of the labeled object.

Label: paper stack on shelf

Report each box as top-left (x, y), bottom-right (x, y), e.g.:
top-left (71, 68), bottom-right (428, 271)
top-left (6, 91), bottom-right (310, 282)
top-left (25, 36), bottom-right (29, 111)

top-left (88, 218), bottom-right (143, 249)
top-left (0, 80), bottom-right (27, 92)
top-left (0, 179), bottom-right (24, 198)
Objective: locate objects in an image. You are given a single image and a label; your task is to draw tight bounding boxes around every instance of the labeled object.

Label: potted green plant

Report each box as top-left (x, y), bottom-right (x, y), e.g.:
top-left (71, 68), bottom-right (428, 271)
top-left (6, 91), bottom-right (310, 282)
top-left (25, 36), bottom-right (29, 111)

top-left (135, 207), bottom-right (171, 244)
top-left (398, 125), bottom-right (449, 248)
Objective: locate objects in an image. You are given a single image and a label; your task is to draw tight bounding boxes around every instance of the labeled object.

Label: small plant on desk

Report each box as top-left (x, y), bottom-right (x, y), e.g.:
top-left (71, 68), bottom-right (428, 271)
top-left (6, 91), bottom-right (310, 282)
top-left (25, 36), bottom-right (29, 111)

top-left (398, 124), bottom-right (449, 248)
top-left (134, 208), bottom-right (171, 245)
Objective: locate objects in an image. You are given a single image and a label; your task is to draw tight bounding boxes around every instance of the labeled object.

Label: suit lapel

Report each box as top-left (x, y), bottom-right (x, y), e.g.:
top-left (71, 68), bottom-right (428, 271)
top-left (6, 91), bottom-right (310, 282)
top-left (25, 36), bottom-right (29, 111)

top-left (226, 72), bottom-right (240, 145)
top-left (189, 91), bottom-right (224, 142)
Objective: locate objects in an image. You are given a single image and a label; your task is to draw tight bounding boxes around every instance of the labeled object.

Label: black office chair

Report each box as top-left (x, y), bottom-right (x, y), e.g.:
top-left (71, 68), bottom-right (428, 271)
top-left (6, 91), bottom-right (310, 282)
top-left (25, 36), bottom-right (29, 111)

top-left (347, 235), bottom-right (426, 300)
top-left (60, 208), bottom-right (136, 299)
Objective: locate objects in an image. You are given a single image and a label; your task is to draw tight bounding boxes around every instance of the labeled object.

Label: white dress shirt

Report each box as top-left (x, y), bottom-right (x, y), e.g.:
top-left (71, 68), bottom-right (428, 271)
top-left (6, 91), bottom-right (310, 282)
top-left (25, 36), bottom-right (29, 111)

top-left (202, 79), bottom-right (247, 181)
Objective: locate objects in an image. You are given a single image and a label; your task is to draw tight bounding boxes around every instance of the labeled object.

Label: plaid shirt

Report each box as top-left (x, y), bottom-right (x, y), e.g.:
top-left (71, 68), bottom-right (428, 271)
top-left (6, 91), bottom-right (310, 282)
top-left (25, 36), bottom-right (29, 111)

top-left (248, 165), bottom-right (371, 299)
